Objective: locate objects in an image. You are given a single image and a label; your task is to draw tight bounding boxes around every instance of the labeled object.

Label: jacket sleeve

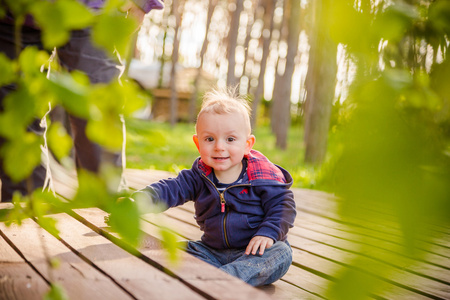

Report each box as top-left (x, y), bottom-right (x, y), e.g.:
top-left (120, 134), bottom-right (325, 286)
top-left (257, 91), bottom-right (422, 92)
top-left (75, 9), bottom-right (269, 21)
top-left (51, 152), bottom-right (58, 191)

top-left (254, 185), bottom-right (296, 242)
top-left (131, 168), bottom-right (199, 213)
top-left (131, 0), bottom-right (164, 13)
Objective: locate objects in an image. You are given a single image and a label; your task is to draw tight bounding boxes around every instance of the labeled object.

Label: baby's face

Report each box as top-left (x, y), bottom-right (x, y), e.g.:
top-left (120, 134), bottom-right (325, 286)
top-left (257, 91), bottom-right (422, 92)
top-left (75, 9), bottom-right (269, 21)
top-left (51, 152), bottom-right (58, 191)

top-left (193, 111), bottom-right (255, 183)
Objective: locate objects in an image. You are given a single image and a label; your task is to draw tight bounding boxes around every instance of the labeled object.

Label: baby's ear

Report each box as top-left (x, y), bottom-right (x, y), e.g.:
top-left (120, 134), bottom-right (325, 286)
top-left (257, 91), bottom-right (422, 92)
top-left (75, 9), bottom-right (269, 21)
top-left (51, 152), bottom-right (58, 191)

top-left (193, 135), bottom-right (200, 152)
top-left (245, 135), bottom-right (256, 154)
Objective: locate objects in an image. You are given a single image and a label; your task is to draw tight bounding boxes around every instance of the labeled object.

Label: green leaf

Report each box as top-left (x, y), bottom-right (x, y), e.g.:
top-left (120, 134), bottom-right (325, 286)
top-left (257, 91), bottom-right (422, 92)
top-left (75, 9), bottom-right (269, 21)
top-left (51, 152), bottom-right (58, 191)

top-left (328, 266), bottom-right (377, 300)
top-left (429, 0), bottom-right (450, 35)
top-left (48, 122), bottom-right (73, 161)
top-left (30, 0), bottom-right (94, 49)
top-left (4, 0), bottom-right (35, 17)
top-left (120, 80), bottom-right (148, 116)
top-left (83, 81), bottom-right (147, 151)
top-left (0, 53), bottom-right (16, 86)
top-left (72, 170), bottom-right (110, 208)
top-left (92, 12), bottom-right (137, 57)
top-left (0, 132), bottom-right (42, 182)
top-left (57, 0), bottom-right (94, 29)
top-left (47, 72), bottom-right (90, 118)
top-left (84, 82), bottom-right (128, 150)
top-left (44, 283), bottom-right (68, 300)
top-left (0, 88), bottom-right (36, 139)
top-left (4, 193), bottom-right (30, 226)
top-left (373, 3), bottom-right (417, 42)
top-left (86, 115), bottom-right (124, 151)
top-left (329, 2), bottom-right (373, 53)
top-left (18, 47), bottom-right (50, 77)
top-left (106, 196), bottom-right (141, 247)
top-left (159, 226), bottom-right (179, 264)
top-left (37, 216), bottom-right (60, 237)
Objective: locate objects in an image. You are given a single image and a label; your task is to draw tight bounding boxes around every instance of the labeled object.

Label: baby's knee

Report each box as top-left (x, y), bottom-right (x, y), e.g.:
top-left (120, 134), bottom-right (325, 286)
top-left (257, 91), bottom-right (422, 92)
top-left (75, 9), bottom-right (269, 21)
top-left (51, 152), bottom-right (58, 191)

top-left (271, 240), bottom-right (292, 259)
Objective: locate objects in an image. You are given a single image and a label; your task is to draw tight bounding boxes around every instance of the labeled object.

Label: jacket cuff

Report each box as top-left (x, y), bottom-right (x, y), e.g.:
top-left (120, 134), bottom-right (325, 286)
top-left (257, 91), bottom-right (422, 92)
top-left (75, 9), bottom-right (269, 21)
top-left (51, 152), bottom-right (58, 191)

top-left (131, 188), bottom-right (166, 213)
top-left (255, 227), bottom-right (278, 243)
top-left (132, 0), bottom-right (164, 13)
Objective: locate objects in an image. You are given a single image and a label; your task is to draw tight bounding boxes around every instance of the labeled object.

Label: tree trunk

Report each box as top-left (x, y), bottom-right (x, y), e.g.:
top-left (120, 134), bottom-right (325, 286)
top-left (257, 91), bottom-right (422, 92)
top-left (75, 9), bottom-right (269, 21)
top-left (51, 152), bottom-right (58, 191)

top-left (251, 0), bottom-right (276, 129)
top-left (188, 0), bottom-right (217, 123)
top-left (270, 0), bottom-right (288, 135)
top-left (272, 0), bottom-right (300, 149)
top-left (169, 0), bottom-right (183, 126)
top-left (227, 0), bottom-right (244, 87)
top-left (241, 0), bottom-right (260, 95)
top-left (158, 0), bottom-right (172, 88)
top-left (303, 0), bottom-right (337, 164)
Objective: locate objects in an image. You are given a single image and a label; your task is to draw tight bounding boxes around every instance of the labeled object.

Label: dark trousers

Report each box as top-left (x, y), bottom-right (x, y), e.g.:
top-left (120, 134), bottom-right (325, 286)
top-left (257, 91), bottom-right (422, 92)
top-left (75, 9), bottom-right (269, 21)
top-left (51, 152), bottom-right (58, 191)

top-left (0, 22), bottom-right (121, 202)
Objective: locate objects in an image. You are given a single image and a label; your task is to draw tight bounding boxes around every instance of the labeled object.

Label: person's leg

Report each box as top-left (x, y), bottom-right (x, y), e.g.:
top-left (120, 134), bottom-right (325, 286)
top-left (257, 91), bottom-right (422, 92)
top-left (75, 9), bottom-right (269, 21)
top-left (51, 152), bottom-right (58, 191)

top-left (0, 23), bottom-right (46, 202)
top-left (219, 240), bottom-right (293, 287)
top-left (185, 240), bottom-right (224, 269)
top-left (56, 29), bottom-right (121, 173)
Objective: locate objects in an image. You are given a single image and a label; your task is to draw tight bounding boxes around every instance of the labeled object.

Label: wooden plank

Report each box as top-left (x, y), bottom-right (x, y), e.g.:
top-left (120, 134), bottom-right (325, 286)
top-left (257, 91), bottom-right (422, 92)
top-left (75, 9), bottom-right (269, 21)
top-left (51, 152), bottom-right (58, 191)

top-left (295, 210), bottom-right (450, 259)
top-left (48, 212), bottom-right (206, 300)
top-left (257, 279), bottom-right (322, 300)
top-left (288, 233), bottom-right (448, 299)
top-left (72, 208), bottom-right (272, 300)
top-left (291, 245), bottom-right (435, 300)
top-left (124, 169), bottom-right (174, 188)
top-left (0, 218), bottom-right (133, 300)
top-left (0, 234), bottom-right (49, 300)
top-left (281, 262), bottom-right (331, 298)
top-left (291, 225), bottom-right (450, 288)
top-left (294, 212), bottom-right (450, 279)
top-left (293, 189), bottom-right (450, 249)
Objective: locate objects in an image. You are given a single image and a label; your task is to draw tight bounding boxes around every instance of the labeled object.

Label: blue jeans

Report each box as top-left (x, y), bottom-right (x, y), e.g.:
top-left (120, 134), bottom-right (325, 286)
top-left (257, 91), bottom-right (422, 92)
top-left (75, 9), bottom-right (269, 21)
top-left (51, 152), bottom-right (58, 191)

top-left (185, 240), bottom-right (292, 286)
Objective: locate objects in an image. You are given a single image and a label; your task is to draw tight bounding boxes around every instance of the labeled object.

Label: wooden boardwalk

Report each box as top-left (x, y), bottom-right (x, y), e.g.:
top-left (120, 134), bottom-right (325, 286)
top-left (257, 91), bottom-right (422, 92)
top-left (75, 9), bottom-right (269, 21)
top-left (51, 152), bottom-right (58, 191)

top-left (1, 167), bottom-right (449, 299)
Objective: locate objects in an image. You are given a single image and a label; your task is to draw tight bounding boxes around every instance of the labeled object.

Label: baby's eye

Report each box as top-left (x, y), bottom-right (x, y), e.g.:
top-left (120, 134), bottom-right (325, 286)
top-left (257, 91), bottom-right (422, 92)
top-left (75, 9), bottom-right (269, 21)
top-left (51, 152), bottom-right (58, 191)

top-left (227, 137), bottom-right (236, 142)
top-left (205, 137), bottom-right (214, 142)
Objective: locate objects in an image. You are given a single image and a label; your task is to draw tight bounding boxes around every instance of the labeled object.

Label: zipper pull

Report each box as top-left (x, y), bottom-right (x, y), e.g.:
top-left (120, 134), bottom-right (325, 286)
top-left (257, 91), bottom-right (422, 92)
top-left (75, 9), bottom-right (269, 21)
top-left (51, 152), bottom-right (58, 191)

top-left (220, 193), bottom-right (226, 213)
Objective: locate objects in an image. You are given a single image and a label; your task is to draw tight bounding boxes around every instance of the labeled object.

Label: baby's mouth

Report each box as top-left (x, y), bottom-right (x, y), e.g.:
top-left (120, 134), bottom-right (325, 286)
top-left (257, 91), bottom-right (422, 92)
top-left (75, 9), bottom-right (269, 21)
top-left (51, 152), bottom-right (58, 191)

top-left (213, 157), bottom-right (229, 161)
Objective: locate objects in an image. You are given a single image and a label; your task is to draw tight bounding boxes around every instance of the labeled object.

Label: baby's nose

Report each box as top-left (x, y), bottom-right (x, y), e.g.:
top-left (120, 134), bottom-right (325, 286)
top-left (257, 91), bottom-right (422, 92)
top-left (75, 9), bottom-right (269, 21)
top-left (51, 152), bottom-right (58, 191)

top-left (215, 140), bottom-right (225, 150)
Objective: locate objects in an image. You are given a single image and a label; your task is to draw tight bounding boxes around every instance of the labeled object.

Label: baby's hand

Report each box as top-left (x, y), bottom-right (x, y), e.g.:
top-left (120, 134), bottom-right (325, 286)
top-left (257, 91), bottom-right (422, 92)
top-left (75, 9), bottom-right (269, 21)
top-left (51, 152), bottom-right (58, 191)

top-left (245, 236), bottom-right (274, 256)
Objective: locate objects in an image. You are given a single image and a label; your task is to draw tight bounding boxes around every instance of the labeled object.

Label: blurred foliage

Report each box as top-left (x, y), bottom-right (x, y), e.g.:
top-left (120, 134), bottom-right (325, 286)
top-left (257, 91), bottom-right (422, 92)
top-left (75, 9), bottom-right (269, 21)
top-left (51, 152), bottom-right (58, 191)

top-left (0, 1), bottom-right (178, 299)
top-left (44, 283), bottom-right (68, 300)
top-left (318, 0), bottom-right (450, 298)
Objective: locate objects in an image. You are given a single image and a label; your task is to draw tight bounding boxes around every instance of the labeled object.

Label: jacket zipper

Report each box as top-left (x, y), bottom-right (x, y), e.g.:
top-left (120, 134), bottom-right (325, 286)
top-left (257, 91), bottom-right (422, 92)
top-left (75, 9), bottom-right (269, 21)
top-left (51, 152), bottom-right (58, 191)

top-left (220, 192), bottom-right (226, 213)
top-left (222, 203), bottom-right (230, 247)
top-left (202, 174), bottom-right (251, 248)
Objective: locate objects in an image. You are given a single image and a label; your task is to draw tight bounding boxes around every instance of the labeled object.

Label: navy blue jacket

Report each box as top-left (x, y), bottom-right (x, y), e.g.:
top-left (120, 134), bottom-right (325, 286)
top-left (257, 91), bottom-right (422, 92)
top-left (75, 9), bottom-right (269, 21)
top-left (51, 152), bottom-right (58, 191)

top-left (134, 150), bottom-right (297, 250)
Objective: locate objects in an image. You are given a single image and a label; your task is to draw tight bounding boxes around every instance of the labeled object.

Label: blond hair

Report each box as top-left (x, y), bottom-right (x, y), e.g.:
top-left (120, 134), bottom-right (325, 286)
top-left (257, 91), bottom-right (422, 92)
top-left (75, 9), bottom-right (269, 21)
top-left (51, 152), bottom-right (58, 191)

top-left (196, 87), bottom-right (252, 134)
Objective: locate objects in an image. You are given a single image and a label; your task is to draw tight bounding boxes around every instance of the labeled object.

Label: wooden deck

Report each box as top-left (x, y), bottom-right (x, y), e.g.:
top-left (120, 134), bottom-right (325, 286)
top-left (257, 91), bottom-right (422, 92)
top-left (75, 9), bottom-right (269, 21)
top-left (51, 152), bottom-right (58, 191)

top-left (1, 167), bottom-right (450, 299)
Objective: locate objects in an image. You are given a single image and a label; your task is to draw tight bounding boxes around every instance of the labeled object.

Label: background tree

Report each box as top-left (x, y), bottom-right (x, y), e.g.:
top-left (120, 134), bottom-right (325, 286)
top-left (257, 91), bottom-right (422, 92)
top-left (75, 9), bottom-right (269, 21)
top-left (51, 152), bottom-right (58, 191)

top-left (188, 0), bottom-right (217, 123)
top-left (157, 0), bottom-right (172, 88)
top-left (226, 0), bottom-right (244, 87)
top-left (250, 0), bottom-right (276, 128)
top-left (169, 0), bottom-right (184, 126)
top-left (303, 0), bottom-right (337, 164)
top-left (272, 0), bottom-right (300, 149)
top-left (240, 0), bottom-right (258, 95)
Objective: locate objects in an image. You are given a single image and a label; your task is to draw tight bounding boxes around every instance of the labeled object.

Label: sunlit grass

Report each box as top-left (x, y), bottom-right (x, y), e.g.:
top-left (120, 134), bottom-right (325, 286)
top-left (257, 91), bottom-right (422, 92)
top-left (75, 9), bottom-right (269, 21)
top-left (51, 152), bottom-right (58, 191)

top-left (125, 118), bottom-right (320, 188)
